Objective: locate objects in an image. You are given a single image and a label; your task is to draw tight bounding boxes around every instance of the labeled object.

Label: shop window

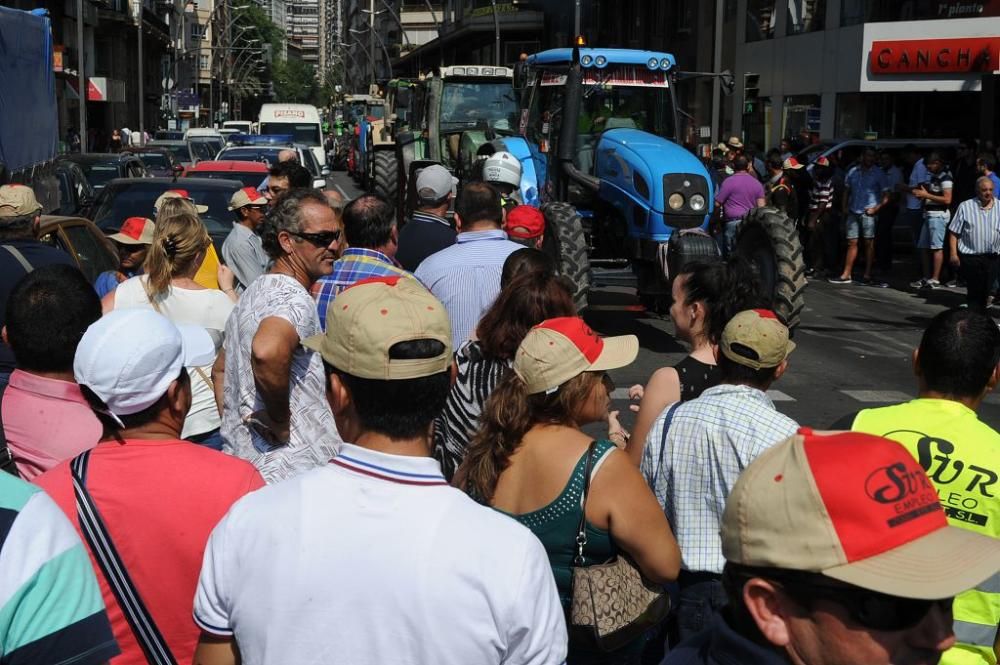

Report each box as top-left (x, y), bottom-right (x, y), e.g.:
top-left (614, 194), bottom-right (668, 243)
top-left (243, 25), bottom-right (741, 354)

top-left (787, 0), bottom-right (824, 35)
top-left (746, 0), bottom-right (778, 42)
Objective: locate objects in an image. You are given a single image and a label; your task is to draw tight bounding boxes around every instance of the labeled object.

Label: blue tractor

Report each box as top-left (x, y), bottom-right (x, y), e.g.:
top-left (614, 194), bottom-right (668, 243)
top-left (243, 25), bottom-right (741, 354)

top-left (477, 47), bottom-right (805, 327)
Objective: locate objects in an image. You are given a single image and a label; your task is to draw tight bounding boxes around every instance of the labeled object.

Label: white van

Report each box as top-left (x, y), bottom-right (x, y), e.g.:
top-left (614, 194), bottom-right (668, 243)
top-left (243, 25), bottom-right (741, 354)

top-left (258, 103), bottom-right (326, 168)
top-left (223, 120), bottom-right (253, 134)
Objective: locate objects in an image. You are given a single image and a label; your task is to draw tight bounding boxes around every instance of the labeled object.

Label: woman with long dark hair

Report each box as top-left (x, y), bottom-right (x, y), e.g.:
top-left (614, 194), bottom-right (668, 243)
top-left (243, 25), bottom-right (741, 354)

top-left (457, 317), bottom-right (680, 664)
top-left (627, 257), bottom-right (763, 464)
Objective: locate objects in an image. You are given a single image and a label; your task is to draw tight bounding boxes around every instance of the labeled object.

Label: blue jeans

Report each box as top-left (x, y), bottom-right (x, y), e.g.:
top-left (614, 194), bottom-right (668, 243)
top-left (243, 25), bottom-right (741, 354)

top-left (188, 428), bottom-right (223, 451)
top-left (674, 573), bottom-right (728, 646)
top-left (722, 220), bottom-right (741, 257)
top-left (0, 371), bottom-right (9, 392)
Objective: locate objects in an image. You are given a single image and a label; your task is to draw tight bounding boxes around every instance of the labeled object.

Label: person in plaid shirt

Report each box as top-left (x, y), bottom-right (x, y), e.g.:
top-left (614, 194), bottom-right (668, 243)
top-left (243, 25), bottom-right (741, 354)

top-left (312, 194), bottom-right (409, 330)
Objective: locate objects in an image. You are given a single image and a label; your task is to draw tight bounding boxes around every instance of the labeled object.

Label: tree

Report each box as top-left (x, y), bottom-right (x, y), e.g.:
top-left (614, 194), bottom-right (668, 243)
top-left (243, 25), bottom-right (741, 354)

top-left (316, 61), bottom-right (346, 107)
top-left (271, 58), bottom-right (318, 103)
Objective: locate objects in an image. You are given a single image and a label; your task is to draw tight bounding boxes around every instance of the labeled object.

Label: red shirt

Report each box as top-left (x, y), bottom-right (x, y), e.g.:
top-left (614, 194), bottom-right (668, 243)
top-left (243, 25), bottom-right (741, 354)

top-left (35, 438), bottom-right (265, 665)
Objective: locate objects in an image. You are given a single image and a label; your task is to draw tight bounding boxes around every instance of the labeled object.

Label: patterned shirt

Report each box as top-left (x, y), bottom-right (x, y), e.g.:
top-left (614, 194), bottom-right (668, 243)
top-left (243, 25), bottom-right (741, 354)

top-left (948, 197), bottom-right (1000, 255)
top-left (312, 248), bottom-right (410, 331)
top-left (221, 274), bottom-right (343, 483)
top-left (415, 229), bottom-right (524, 347)
top-left (808, 177), bottom-right (835, 211)
top-left (845, 164), bottom-right (890, 214)
top-left (0, 473), bottom-right (119, 665)
top-left (640, 384), bottom-right (798, 574)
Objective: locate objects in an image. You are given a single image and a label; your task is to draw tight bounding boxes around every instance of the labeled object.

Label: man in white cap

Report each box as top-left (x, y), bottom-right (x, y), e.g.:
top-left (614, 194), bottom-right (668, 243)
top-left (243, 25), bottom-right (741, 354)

top-left (640, 309), bottom-right (799, 643)
top-left (0, 184), bottom-right (75, 389)
top-left (396, 164), bottom-right (458, 272)
top-left (93, 216), bottom-right (155, 298)
top-left (222, 186), bottom-right (269, 293)
top-left (662, 428), bottom-right (1000, 665)
top-left (35, 309), bottom-right (264, 665)
top-left (193, 276), bottom-right (567, 665)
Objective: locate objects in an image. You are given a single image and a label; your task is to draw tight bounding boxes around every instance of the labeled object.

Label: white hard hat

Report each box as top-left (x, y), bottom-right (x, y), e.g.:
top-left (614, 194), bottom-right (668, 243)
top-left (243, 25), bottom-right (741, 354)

top-left (483, 151), bottom-right (521, 188)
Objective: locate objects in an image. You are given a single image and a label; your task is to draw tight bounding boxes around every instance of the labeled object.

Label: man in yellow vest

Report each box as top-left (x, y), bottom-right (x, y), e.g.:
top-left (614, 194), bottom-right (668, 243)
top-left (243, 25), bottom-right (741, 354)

top-left (836, 307), bottom-right (1000, 665)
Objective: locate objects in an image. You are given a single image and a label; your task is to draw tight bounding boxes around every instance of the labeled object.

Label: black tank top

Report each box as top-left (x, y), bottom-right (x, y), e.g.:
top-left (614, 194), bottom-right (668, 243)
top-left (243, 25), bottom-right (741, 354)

top-left (674, 355), bottom-right (721, 402)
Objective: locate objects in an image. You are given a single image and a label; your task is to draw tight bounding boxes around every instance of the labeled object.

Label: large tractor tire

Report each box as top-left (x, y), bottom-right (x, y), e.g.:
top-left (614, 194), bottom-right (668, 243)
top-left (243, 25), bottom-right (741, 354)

top-left (541, 202), bottom-right (591, 311)
top-left (733, 207), bottom-right (807, 331)
top-left (372, 151), bottom-right (399, 204)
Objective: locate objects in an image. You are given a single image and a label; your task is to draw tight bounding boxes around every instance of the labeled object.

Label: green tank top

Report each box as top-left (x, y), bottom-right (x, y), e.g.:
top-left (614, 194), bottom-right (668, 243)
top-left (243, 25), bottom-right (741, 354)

top-left (499, 439), bottom-right (619, 607)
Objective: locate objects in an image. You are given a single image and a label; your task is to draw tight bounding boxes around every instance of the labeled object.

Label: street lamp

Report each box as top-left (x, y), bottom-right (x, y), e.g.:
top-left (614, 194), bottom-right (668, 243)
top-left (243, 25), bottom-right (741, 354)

top-left (349, 26), bottom-right (391, 85)
top-left (132, 0), bottom-right (145, 144)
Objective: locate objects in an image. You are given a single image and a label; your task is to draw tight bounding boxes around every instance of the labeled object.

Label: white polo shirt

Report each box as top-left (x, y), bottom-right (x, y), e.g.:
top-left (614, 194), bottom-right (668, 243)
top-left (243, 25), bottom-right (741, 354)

top-left (194, 443), bottom-right (568, 665)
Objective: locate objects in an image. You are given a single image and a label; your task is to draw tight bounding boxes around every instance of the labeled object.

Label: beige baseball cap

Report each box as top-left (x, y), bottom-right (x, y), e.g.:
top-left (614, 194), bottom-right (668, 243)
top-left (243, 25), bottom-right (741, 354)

top-left (302, 276), bottom-right (452, 380)
top-left (108, 216), bottom-right (155, 245)
top-left (722, 429), bottom-right (1000, 599)
top-left (514, 317), bottom-right (638, 394)
top-left (720, 309), bottom-right (795, 370)
top-left (0, 185), bottom-right (42, 218)
top-left (228, 186), bottom-right (268, 211)
top-left (154, 189), bottom-right (209, 214)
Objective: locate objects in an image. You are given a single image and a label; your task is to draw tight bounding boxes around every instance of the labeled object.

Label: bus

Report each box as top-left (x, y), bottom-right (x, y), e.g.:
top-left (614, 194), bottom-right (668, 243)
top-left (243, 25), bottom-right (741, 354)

top-left (258, 103), bottom-right (326, 168)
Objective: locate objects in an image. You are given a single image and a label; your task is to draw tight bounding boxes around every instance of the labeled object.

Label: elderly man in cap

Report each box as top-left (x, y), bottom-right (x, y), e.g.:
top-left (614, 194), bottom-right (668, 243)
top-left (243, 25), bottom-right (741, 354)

top-left (641, 309), bottom-right (799, 643)
top-left (35, 309), bottom-right (264, 665)
top-left (662, 428), bottom-right (1000, 665)
top-left (396, 164), bottom-right (458, 272)
top-left (0, 184), bottom-right (75, 389)
top-left (222, 186), bottom-right (270, 293)
top-left (193, 276), bottom-right (567, 665)
top-left (93, 216), bottom-right (155, 298)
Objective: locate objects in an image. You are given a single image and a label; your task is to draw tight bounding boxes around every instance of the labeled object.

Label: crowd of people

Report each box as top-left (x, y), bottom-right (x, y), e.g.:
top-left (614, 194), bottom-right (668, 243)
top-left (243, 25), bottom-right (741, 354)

top-left (710, 136), bottom-right (1000, 309)
top-left (0, 141), bottom-right (998, 665)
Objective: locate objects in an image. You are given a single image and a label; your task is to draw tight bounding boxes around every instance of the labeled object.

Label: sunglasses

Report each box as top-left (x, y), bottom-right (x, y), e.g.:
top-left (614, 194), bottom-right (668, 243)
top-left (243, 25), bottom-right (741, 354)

top-left (776, 580), bottom-right (952, 632)
top-left (288, 229), bottom-right (341, 247)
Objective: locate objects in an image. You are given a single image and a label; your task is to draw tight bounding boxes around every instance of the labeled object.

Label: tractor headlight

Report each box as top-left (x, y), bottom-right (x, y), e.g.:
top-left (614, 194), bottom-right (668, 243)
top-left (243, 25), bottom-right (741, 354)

top-left (452, 67), bottom-right (466, 75)
top-left (467, 67), bottom-right (479, 75)
top-left (668, 193), bottom-right (685, 210)
top-left (581, 55), bottom-right (594, 66)
top-left (648, 57), bottom-right (660, 70)
top-left (660, 57), bottom-right (672, 70)
top-left (689, 194), bottom-right (706, 211)
top-left (595, 55), bottom-right (607, 67)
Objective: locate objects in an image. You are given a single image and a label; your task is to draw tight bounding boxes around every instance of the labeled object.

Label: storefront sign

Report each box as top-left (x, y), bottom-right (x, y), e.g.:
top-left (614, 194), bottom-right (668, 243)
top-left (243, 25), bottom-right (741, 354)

top-left (870, 37), bottom-right (1000, 74)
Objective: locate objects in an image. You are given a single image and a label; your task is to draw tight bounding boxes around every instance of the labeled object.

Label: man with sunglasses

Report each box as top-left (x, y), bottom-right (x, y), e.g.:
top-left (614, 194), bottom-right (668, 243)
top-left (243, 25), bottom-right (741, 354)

top-left (663, 429), bottom-right (1000, 665)
top-left (217, 189), bottom-right (345, 483)
top-left (222, 187), bottom-right (270, 293)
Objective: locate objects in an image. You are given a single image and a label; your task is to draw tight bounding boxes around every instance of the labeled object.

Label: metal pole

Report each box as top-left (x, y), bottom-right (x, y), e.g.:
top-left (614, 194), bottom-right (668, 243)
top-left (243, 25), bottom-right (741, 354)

top-left (137, 1), bottom-right (145, 145)
top-left (574, 0), bottom-right (581, 36)
top-left (710, 0), bottom-right (723, 146)
top-left (368, 0), bottom-right (375, 85)
top-left (491, 0), bottom-right (500, 65)
top-left (76, 0), bottom-right (86, 146)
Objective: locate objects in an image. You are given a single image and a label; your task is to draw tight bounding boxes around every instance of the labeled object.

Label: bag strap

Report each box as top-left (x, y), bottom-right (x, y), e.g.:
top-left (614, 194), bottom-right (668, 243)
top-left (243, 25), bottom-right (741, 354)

top-left (1, 245), bottom-right (34, 274)
top-left (656, 402), bottom-right (682, 471)
top-left (0, 382), bottom-right (18, 477)
top-left (573, 441), bottom-right (598, 566)
top-left (71, 451), bottom-right (178, 665)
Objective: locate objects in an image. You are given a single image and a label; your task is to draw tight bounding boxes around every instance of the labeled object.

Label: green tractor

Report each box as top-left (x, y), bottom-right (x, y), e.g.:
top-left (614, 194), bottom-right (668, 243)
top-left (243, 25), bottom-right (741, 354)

top-left (369, 79), bottom-right (417, 204)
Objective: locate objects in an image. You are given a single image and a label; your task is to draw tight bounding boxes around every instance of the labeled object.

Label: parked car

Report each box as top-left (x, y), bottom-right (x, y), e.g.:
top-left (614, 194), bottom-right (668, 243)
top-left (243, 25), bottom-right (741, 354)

top-left (88, 177), bottom-right (242, 252)
top-left (58, 153), bottom-right (150, 192)
top-left (216, 143), bottom-right (327, 188)
top-left (155, 130), bottom-right (185, 141)
top-left (53, 160), bottom-right (96, 216)
top-left (184, 160), bottom-right (269, 188)
top-left (148, 139), bottom-right (218, 168)
top-left (37, 215), bottom-right (118, 283)
top-left (128, 147), bottom-right (183, 178)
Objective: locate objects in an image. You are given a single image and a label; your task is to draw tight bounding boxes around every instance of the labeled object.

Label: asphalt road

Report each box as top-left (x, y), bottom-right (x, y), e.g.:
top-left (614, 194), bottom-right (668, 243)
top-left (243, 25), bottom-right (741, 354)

top-left (326, 170), bottom-right (1000, 433)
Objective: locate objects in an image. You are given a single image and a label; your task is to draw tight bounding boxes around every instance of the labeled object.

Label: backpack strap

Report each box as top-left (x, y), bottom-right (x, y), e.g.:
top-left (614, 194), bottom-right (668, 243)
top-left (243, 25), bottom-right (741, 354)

top-left (71, 451), bottom-right (178, 665)
top-left (1, 245), bottom-right (34, 274)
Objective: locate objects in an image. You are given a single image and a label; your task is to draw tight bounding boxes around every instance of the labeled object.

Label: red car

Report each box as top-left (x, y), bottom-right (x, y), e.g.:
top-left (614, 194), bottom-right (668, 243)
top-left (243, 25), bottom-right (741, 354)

top-left (184, 160), bottom-right (269, 189)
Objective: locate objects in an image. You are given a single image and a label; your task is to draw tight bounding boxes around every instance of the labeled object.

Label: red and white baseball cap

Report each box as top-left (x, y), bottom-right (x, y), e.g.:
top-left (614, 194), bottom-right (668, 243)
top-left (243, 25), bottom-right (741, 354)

top-left (514, 317), bottom-right (638, 394)
top-left (154, 189), bottom-right (209, 214)
top-left (228, 186), bottom-right (268, 211)
top-left (722, 428), bottom-right (1000, 599)
top-left (814, 156), bottom-right (831, 167)
top-left (108, 217), bottom-right (155, 245)
top-left (505, 205), bottom-right (545, 240)
top-left (782, 157), bottom-right (804, 170)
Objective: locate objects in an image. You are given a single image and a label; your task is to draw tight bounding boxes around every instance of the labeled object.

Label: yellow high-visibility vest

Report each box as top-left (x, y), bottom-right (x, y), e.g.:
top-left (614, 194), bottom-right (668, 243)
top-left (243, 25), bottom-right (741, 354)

top-left (852, 398), bottom-right (1000, 665)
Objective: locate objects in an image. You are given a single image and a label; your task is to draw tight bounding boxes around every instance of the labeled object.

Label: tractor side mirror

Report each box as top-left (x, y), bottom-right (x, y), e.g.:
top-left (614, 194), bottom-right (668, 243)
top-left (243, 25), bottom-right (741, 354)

top-left (513, 62), bottom-right (529, 91)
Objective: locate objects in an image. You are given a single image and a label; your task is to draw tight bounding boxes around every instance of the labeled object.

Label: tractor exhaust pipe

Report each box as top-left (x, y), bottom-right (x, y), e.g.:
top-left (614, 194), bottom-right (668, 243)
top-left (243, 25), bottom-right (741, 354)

top-left (558, 47), bottom-right (600, 196)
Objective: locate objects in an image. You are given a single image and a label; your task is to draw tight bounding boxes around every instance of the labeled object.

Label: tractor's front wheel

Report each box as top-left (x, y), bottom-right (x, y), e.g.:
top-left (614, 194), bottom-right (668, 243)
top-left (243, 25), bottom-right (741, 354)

top-left (541, 202), bottom-right (591, 311)
top-left (733, 207), bottom-right (807, 331)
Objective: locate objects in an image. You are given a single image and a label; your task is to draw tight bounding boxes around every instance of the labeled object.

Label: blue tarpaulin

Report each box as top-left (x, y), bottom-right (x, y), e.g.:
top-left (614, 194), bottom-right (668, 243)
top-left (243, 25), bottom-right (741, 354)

top-left (0, 6), bottom-right (57, 174)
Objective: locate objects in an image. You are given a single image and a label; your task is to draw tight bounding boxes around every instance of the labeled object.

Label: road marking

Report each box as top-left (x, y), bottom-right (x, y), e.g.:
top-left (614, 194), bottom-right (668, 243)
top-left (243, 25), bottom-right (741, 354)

top-left (766, 390), bottom-right (796, 402)
top-left (841, 390), bottom-right (911, 403)
top-left (332, 182), bottom-right (349, 199)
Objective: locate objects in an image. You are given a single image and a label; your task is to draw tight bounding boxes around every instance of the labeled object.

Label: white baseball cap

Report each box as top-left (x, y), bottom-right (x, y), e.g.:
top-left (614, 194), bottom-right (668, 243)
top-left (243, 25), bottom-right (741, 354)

top-left (74, 309), bottom-right (216, 419)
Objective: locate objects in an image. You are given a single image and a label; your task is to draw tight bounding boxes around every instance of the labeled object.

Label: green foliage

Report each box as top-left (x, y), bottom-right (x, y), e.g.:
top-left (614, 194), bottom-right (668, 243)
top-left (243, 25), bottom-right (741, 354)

top-left (272, 58), bottom-right (318, 103)
top-left (236, 4), bottom-right (283, 53)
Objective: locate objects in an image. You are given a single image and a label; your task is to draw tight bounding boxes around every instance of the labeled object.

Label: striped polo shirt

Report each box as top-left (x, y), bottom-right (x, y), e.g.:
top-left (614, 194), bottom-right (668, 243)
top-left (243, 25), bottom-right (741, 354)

top-left (414, 228), bottom-right (524, 347)
top-left (948, 197), bottom-right (1000, 255)
top-left (0, 473), bottom-right (119, 665)
top-left (808, 177), bottom-right (835, 211)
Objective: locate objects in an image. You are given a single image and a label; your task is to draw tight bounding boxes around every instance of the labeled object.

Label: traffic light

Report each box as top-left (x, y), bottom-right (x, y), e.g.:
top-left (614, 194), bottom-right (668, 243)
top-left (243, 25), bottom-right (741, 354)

top-left (743, 72), bottom-right (760, 102)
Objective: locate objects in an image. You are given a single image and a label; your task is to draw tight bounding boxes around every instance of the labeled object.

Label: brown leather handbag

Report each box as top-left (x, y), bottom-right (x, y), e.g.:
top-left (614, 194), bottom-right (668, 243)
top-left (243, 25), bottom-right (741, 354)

top-left (569, 441), bottom-right (671, 652)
